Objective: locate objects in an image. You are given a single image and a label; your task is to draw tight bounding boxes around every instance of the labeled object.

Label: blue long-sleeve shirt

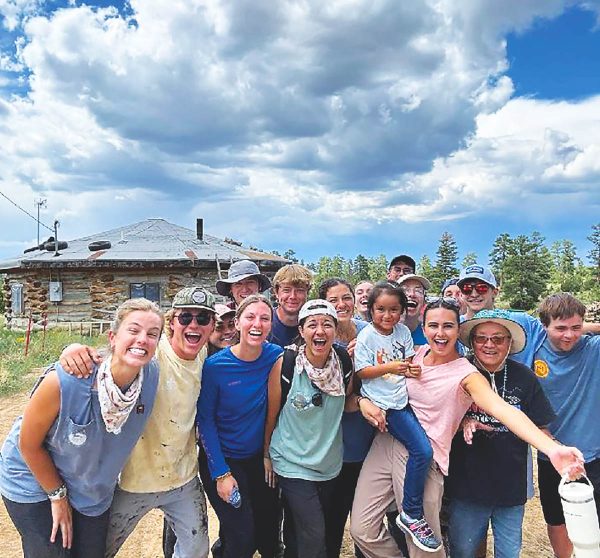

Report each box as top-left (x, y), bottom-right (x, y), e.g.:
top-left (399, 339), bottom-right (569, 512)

top-left (197, 343), bottom-right (283, 479)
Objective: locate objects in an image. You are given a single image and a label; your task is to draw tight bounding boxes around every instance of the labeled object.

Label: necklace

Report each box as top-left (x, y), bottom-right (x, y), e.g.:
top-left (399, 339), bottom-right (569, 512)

top-left (487, 363), bottom-right (507, 400)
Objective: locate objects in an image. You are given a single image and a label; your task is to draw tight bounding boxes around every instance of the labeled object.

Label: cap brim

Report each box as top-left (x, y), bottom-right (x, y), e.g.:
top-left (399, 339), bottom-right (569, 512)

top-left (216, 273), bottom-right (271, 296)
top-left (172, 303), bottom-right (216, 313)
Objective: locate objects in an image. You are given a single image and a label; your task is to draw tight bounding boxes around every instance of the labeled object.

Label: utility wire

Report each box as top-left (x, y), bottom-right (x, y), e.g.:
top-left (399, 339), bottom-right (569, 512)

top-left (0, 189), bottom-right (53, 232)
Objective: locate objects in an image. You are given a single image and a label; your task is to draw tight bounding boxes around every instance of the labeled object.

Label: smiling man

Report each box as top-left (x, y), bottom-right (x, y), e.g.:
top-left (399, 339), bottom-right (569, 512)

top-left (269, 264), bottom-right (312, 348)
top-left (60, 287), bottom-right (216, 558)
top-left (397, 274), bottom-right (431, 347)
top-left (533, 293), bottom-right (600, 558)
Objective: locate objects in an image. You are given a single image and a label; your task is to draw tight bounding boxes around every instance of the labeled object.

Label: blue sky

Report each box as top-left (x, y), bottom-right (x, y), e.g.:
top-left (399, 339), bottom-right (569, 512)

top-left (0, 0), bottom-right (599, 268)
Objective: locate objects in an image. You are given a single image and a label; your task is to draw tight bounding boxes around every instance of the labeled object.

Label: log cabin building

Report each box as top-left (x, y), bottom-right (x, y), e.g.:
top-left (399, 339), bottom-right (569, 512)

top-left (0, 218), bottom-right (288, 330)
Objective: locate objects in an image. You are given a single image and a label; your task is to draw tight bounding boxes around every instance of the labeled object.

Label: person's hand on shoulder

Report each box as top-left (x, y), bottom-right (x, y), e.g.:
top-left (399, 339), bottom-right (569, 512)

top-left (59, 344), bottom-right (102, 378)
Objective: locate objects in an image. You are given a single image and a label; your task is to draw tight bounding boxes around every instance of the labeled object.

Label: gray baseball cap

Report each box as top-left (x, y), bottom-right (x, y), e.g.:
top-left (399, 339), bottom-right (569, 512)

top-left (458, 265), bottom-right (497, 288)
top-left (172, 287), bottom-right (216, 312)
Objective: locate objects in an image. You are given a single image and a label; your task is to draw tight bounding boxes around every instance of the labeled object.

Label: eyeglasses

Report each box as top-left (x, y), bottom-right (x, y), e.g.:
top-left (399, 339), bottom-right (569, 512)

top-left (402, 287), bottom-right (424, 296)
top-left (390, 266), bottom-right (414, 275)
top-left (176, 312), bottom-right (213, 326)
top-left (472, 334), bottom-right (510, 346)
top-left (460, 282), bottom-right (491, 295)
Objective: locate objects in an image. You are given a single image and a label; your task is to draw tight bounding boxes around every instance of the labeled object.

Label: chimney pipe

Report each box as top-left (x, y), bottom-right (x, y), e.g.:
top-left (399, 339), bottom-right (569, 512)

top-left (196, 218), bottom-right (204, 241)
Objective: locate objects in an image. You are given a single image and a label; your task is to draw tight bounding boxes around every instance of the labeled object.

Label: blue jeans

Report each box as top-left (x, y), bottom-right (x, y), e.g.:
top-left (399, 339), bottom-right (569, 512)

top-left (448, 498), bottom-right (525, 558)
top-left (385, 405), bottom-right (433, 518)
top-left (3, 496), bottom-right (109, 558)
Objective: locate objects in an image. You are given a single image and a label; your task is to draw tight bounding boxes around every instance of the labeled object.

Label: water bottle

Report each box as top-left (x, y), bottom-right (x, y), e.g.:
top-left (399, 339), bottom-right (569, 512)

top-left (228, 486), bottom-right (242, 508)
top-left (559, 475), bottom-right (600, 557)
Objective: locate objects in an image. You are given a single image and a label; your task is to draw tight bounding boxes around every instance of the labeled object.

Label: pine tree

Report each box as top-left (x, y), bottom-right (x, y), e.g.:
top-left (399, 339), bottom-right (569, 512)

top-left (588, 223), bottom-right (600, 282)
top-left (489, 233), bottom-right (513, 288)
top-left (461, 252), bottom-right (478, 269)
top-left (417, 255), bottom-right (435, 282)
top-left (367, 255), bottom-right (388, 283)
top-left (502, 232), bottom-right (551, 310)
top-left (432, 232), bottom-right (459, 292)
top-left (352, 254), bottom-right (371, 282)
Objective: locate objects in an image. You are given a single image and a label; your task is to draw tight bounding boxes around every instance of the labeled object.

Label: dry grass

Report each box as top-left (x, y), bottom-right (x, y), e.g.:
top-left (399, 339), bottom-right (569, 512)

top-left (0, 391), bottom-right (555, 557)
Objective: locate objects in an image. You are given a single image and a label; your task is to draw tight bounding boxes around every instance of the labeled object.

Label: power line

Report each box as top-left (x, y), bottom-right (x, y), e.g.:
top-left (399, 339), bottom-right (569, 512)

top-left (0, 189), bottom-right (53, 233)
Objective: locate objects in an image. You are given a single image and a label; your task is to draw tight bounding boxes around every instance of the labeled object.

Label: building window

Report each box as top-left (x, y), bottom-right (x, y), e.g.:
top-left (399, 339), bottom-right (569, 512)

top-left (11, 284), bottom-right (24, 315)
top-left (129, 282), bottom-right (160, 303)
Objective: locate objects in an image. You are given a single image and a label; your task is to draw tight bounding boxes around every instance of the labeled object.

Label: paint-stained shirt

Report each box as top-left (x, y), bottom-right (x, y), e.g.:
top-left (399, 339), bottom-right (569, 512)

top-left (119, 334), bottom-right (206, 492)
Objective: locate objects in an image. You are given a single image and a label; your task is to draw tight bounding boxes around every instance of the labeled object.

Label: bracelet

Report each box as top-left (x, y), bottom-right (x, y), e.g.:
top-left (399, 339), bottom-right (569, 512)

top-left (356, 395), bottom-right (366, 407)
top-left (215, 471), bottom-right (232, 482)
top-left (47, 484), bottom-right (68, 501)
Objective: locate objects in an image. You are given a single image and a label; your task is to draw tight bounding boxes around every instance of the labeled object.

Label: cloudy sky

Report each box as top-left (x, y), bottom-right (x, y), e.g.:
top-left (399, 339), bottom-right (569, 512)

top-left (0, 0), bottom-right (599, 266)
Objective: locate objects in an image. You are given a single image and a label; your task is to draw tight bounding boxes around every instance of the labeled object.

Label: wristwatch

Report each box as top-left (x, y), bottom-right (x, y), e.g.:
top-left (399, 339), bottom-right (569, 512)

top-left (47, 484), bottom-right (68, 501)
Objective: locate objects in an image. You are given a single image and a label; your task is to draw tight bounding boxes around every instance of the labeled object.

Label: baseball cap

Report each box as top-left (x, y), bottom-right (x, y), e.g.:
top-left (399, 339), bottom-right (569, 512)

top-left (298, 299), bottom-right (338, 323)
top-left (397, 274), bottom-right (431, 291)
top-left (457, 265), bottom-right (497, 288)
top-left (172, 287), bottom-right (216, 312)
top-left (214, 303), bottom-right (235, 320)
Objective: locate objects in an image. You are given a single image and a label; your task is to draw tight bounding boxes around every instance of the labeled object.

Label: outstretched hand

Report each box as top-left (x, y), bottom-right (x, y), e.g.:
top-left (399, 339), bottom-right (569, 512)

top-left (548, 445), bottom-right (585, 480)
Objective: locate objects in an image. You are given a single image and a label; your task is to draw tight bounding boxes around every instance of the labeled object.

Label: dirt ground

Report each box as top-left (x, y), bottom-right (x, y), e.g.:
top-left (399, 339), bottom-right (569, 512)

top-left (0, 391), bottom-right (555, 557)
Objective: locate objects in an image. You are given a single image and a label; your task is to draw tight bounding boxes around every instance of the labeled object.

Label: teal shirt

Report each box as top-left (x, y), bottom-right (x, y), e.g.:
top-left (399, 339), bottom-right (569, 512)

top-left (270, 365), bottom-right (345, 481)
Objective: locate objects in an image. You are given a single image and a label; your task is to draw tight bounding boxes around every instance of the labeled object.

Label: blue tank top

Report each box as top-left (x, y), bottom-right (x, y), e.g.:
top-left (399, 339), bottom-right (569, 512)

top-left (0, 360), bottom-right (159, 516)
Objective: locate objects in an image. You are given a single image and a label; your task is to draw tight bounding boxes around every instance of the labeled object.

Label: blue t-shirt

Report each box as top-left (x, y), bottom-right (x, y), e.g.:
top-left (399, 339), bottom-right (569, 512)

top-left (508, 311), bottom-right (547, 368)
top-left (354, 323), bottom-right (414, 411)
top-left (197, 343), bottom-right (283, 479)
top-left (411, 323), bottom-right (428, 346)
top-left (269, 311), bottom-right (299, 349)
top-left (534, 335), bottom-right (600, 462)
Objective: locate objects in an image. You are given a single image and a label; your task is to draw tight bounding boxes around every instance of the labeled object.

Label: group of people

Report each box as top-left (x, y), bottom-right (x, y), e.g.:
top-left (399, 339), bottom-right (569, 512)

top-left (0, 254), bottom-right (598, 558)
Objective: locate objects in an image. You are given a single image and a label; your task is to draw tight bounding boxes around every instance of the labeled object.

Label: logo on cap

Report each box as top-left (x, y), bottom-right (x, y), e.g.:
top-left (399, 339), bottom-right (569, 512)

top-left (191, 290), bottom-right (207, 304)
top-left (466, 265), bottom-right (484, 274)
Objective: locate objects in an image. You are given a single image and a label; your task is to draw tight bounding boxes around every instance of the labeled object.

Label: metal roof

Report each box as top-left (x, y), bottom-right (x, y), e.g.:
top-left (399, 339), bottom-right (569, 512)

top-left (0, 218), bottom-right (288, 271)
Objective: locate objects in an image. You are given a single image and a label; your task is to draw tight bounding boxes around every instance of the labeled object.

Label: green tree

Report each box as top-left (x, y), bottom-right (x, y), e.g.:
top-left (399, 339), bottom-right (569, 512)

top-left (549, 240), bottom-right (583, 292)
top-left (502, 232), bottom-right (552, 310)
top-left (283, 249), bottom-right (299, 263)
top-left (489, 233), bottom-right (513, 288)
top-left (431, 232), bottom-right (459, 292)
top-left (417, 255), bottom-right (435, 282)
top-left (461, 252), bottom-right (478, 268)
top-left (588, 223), bottom-right (600, 282)
top-left (352, 254), bottom-right (371, 283)
top-left (367, 255), bottom-right (388, 283)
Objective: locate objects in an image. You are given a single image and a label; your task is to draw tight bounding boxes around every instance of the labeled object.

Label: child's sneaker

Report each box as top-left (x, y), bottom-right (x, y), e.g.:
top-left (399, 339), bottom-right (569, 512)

top-left (396, 511), bottom-right (442, 553)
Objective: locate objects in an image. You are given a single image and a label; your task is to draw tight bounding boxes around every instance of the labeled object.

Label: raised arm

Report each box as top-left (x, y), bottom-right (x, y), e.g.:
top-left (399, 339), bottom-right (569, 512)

top-left (19, 369), bottom-right (72, 548)
top-left (462, 372), bottom-right (584, 478)
top-left (263, 357), bottom-right (283, 488)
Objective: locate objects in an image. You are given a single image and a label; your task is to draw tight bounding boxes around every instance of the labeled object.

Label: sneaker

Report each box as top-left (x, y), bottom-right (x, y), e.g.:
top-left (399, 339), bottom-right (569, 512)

top-left (396, 511), bottom-right (443, 553)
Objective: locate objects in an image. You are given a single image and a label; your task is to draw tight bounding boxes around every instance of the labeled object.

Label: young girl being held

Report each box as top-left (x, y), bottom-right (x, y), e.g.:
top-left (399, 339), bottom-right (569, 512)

top-left (354, 281), bottom-right (441, 553)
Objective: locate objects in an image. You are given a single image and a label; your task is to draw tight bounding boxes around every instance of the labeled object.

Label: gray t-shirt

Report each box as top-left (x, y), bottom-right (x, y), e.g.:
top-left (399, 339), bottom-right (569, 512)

top-left (354, 323), bottom-right (414, 411)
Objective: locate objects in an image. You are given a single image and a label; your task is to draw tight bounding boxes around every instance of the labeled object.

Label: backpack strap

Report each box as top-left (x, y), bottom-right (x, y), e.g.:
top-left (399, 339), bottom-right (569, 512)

top-left (332, 344), bottom-right (354, 391)
top-left (280, 348), bottom-right (298, 413)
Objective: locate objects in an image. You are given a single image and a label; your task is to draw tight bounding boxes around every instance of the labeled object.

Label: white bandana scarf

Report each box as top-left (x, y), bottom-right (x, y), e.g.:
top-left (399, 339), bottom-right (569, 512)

top-left (97, 357), bottom-right (144, 434)
top-left (295, 344), bottom-right (345, 397)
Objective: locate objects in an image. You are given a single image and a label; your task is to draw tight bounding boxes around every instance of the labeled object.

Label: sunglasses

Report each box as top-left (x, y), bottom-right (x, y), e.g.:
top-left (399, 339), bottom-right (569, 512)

top-left (311, 382), bottom-right (323, 407)
top-left (472, 334), bottom-right (510, 346)
top-left (460, 282), bottom-right (491, 295)
top-left (176, 312), bottom-right (213, 327)
top-left (427, 296), bottom-right (460, 308)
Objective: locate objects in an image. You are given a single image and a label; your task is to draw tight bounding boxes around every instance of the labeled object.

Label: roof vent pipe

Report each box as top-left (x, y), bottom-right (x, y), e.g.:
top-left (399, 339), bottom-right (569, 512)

top-left (196, 218), bottom-right (204, 241)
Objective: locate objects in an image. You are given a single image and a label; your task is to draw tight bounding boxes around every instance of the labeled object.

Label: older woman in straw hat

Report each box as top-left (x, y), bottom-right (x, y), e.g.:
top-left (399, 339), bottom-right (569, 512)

top-left (447, 309), bottom-right (556, 558)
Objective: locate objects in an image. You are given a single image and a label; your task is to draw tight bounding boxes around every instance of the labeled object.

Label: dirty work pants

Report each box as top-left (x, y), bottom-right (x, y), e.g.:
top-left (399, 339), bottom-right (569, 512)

top-left (105, 476), bottom-right (208, 558)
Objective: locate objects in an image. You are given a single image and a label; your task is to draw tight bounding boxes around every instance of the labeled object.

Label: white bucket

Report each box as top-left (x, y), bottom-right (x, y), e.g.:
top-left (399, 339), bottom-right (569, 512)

top-left (559, 475), bottom-right (600, 557)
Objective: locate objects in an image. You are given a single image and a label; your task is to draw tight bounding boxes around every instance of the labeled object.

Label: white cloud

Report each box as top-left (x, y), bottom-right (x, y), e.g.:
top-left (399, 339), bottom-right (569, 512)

top-left (0, 0), bottom-right (598, 260)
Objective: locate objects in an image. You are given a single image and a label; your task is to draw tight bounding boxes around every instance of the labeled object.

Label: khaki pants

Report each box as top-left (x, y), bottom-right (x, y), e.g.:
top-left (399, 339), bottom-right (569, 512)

top-left (350, 432), bottom-right (445, 558)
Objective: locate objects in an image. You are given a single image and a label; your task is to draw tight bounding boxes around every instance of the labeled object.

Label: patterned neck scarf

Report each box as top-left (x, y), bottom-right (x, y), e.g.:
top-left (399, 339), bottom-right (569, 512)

top-left (97, 356), bottom-right (144, 434)
top-left (295, 344), bottom-right (345, 397)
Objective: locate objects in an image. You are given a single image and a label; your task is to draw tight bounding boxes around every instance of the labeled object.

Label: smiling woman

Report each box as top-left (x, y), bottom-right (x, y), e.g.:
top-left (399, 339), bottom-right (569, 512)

top-left (197, 294), bottom-right (283, 558)
top-left (0, 298), bottom-right (163, 558)
top-left (264, 299), bottom-right (356, 558)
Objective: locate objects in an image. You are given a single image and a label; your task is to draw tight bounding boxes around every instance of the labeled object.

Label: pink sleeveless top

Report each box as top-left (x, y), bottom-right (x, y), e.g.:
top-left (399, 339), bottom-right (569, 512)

top-left (407, 346), bottom-right (476, 475)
